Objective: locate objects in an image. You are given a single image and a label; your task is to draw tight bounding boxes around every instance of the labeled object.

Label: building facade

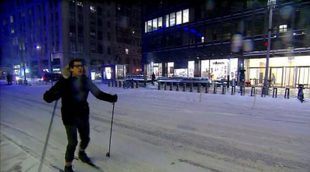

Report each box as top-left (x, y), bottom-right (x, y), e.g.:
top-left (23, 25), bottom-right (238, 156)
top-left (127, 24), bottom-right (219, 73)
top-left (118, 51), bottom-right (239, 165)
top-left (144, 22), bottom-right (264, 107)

top-left (0, 0), bottom-right (142, 81)
top-left (142, 0), bottom-right (310, 88)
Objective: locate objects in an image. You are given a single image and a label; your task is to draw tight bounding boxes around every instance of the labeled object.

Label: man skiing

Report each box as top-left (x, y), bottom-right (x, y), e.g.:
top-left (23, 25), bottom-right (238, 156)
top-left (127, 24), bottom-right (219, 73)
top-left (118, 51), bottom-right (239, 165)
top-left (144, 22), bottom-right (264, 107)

top-left (43, 58), bottom-right (118, 172)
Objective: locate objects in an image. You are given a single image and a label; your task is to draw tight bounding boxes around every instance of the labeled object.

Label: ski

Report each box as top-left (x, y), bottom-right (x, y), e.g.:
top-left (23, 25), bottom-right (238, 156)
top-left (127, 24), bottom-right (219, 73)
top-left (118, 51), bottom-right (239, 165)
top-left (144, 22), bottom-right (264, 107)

top-left (75, 157), bottom-right (104, 172)
top-left (50, 165), bottom-right (65, 172)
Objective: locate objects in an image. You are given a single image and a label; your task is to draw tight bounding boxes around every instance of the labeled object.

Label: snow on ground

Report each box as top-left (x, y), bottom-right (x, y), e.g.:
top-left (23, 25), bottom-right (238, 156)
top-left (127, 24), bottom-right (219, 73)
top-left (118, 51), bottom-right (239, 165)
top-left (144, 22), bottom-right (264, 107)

top-left (0, 81), bottom-right (310, 172)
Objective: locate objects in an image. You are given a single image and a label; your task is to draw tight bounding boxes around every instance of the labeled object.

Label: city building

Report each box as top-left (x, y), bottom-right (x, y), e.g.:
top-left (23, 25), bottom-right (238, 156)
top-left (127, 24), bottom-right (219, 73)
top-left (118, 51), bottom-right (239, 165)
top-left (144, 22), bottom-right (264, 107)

top-left (142, 0), bottom-right (310, 88)
top-left (0, 0), bottom-right (142, 82)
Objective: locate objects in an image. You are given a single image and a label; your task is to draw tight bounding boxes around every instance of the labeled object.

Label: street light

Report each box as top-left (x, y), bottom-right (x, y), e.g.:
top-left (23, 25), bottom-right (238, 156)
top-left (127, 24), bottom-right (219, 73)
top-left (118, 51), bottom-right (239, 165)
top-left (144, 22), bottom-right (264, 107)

top-left (263, 0), bottom-right (276, 96)
top-left (50, 52), bottom-right (54, 73)
top-left (19, 38), bottom-right (27, 85)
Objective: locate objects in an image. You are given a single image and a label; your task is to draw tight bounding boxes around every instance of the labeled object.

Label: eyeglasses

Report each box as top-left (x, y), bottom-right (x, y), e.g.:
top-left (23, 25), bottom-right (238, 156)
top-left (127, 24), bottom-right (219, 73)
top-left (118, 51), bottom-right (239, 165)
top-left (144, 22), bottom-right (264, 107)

top-left (73, 64), bottom-right (84, 68)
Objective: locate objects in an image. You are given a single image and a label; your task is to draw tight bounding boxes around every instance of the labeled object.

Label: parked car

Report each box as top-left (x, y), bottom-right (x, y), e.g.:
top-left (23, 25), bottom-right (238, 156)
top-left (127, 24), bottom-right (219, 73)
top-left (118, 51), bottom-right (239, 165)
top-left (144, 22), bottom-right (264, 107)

top-left (42, 73), bottom-right (61, 82)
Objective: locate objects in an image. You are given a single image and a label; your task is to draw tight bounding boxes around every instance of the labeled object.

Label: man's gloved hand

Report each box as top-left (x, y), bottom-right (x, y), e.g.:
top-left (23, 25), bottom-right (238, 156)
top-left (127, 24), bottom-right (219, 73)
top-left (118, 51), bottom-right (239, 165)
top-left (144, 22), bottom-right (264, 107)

top-left (43, 91), bottom-right (59, 103)
top-left (110, 94), bottom-right (118, 103)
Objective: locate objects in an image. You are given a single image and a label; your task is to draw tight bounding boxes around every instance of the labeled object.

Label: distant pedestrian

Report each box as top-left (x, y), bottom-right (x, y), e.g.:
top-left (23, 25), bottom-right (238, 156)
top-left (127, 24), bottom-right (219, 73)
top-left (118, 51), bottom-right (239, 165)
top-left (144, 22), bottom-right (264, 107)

top-left (6, 72), bottom-right (13, 85)
top-left (151, 72), bottom-right (155, 85)
top-left (43, 58), bottom-right (118, 172)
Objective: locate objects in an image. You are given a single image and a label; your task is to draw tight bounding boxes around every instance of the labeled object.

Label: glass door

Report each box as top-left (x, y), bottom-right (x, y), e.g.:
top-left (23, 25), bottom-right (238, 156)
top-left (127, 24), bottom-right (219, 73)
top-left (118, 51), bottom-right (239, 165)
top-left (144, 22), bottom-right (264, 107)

top-left (296, 67), bottom-right (310, 88)
top-left (283, 67), bottom-right (295, 87)
top-left (270, 67), bottom-right (283, 87)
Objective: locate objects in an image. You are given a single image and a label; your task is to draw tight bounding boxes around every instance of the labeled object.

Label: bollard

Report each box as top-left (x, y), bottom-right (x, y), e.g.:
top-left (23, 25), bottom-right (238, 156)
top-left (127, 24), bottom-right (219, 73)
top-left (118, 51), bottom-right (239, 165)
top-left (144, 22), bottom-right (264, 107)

top-left (164, 82), bottom-right (167, 90)
top-left (240, 86), bottom-right (245, 96)
top-left (261, 87), bottom-right (266, 97)
top-left (190, 83), bottom-right (193, 92)
top-left (122, 81), bottom-right (126, 88)
top-left (158, 82), bottom-right (161, 90)
top-left (183, 83), bottom-right (186, 92)
top-left (170, 82), bottom-right (173, 91)
top-left (136, 81), bottom-right (139, 88)
top-left (213, 84), bottom-right (217, 94)
top-left (261, 86), bottom-right (269, 96)
top-left (119, 81), bottom-right (122, 88)
top-left (272, 87), bottom-right (277, 98)
top-left (205, 84), bottom-right (209, 93)
top-left (250, 86), bottom-right (255, 96)
top-left (131, 81), bottom-right (134, 88)
top-left (176, 82), bottom-right (179, 91)
top-left (197, 83), bottom-right (201, 93)
top-left (222, 85), bottom-right (226, 94)
top-left (231, 86), bottom-right (235, 95)
top-left (284, 88), bottom-right (290, 99)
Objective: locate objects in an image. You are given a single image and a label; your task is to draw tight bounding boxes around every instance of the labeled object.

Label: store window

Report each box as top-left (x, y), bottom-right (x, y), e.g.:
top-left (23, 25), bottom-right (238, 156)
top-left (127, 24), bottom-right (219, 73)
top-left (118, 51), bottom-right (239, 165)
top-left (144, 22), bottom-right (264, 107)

top-left (168, 62), bottom-right (174, 77)
top-left (201, 60), bottom-right (210, 78)
top-left (188, 61), bottom-right (194, 77)
top-left (279, 24), bottom-right (287, 33)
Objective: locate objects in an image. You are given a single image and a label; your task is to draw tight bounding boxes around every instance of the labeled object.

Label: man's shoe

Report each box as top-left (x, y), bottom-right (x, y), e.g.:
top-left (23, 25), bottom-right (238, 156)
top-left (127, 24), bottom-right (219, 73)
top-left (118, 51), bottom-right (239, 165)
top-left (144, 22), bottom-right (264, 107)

top-left (78, 151), bottom-right (91, 163)
top-left (64, 165), bottom-right (74, 172)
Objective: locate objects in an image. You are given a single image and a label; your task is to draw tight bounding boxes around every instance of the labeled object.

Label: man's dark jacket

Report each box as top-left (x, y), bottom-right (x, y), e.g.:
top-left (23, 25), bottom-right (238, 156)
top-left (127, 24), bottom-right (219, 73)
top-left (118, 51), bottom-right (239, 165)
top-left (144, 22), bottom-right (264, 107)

top-left (43, 75), bottom-right (116, 125)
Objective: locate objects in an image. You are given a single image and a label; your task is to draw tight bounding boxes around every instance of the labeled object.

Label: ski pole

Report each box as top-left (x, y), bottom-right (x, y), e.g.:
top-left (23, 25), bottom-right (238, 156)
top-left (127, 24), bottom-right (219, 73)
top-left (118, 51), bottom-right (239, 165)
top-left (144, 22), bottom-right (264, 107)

top-left (106, 103), bottom-right (115, 157)
top-left (38, 100), bottom-right (58, 172)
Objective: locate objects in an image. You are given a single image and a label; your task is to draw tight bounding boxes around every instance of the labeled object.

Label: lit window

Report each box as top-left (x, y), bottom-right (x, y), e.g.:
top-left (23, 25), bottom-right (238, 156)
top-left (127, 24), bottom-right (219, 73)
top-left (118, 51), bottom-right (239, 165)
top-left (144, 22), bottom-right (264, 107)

top-left (90, 6), bottom-right (96, 13)
top-left (10, 16), bottom-right (14, 23)
top-left (201, 36), bottom-right (205, 43)
top-left (11, 28), bottom-right (15, 34)
top-left (145, 22), bottom-right (147, 33)
top-left (176, 11), bottom-right (182, 25)
top-left (125, 48), bottom-right (129, 54)
top-left (90, 31), bottom-right (96, 36)
top-left (152, 18), bottom-right (157, 30)
top-left (147, 20), bottom-right (152, 32)
top-left (158, 17), bottom-right (162, 28)
top-left (279, 24), bottom-right (287, 33)
top-left (183, 9), bottom-right (189, 23)
top-left (169, 12), bottom-right (175, 26)
top-left (77, 1), bottom-right (83, 7)
top-left (165, 14), bottom-right (169, 27)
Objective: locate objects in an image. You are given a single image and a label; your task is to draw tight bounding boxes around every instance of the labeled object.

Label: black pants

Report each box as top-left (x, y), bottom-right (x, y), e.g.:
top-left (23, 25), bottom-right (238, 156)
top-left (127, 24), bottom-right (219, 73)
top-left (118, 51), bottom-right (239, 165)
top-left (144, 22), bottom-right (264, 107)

top-left (64, 119), bottom-right (90, 162)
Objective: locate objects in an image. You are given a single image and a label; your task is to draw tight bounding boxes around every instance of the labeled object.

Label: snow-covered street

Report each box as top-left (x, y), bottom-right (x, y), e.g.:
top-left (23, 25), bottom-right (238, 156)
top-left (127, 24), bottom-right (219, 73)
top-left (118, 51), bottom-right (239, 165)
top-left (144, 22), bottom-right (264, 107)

top-left (1, 82), bottom-right (310, 172)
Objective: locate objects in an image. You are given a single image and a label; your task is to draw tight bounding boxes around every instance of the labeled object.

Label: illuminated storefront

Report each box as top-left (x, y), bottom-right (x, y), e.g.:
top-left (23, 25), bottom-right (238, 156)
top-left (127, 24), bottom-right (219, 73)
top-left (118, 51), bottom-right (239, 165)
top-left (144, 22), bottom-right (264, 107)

top-left (245, 55), bottom-right (310, 88)
top-left (102, 64), bottom-right (127, 81)
top-left (145, 55), bottom-right (309, 88)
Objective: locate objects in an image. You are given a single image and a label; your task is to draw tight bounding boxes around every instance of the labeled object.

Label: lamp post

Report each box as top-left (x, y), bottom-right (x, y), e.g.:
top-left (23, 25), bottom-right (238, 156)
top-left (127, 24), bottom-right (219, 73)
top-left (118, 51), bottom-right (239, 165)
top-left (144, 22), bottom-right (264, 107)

top-left (19, 38), bottom-right (27, 84)
top-left (50, 52), bottom-right (54, 73)
top-left (36, 45), bottom-right (43, 77)
top-left (263, 0), bottom-right (276, 96)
